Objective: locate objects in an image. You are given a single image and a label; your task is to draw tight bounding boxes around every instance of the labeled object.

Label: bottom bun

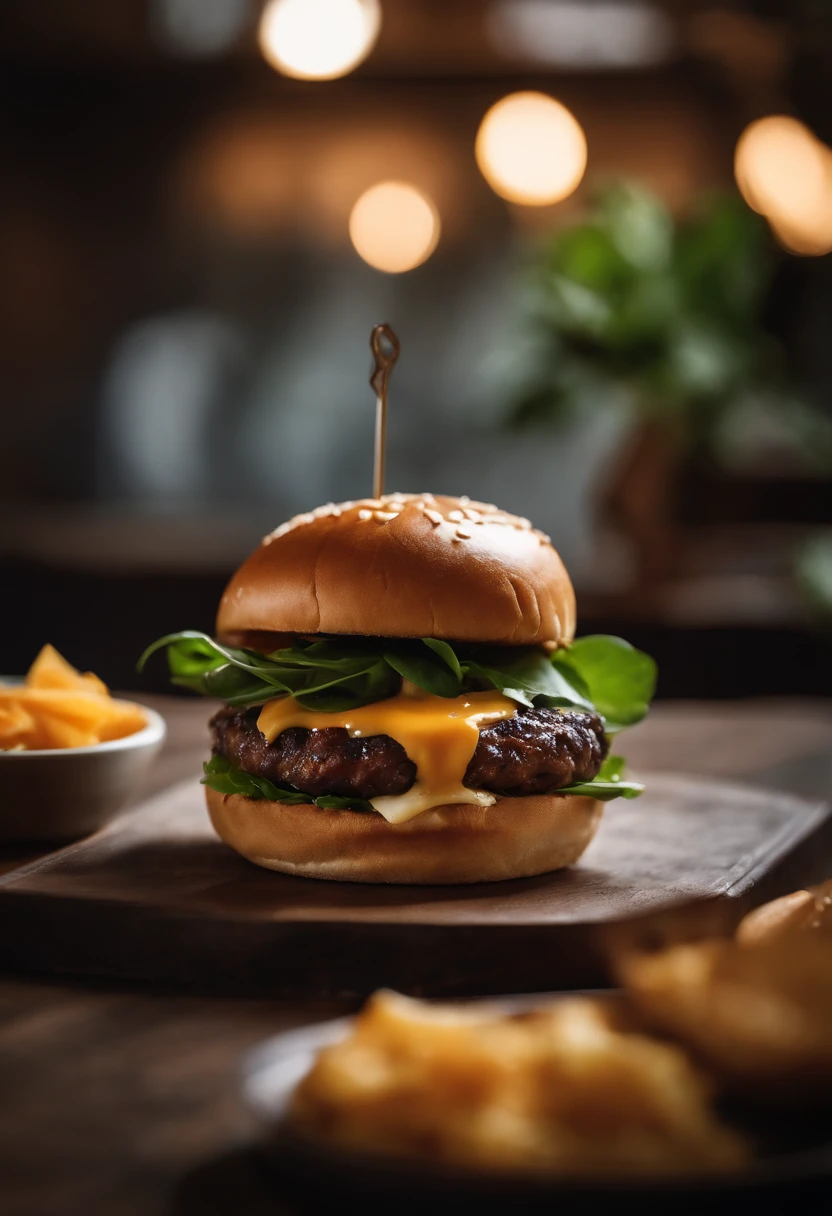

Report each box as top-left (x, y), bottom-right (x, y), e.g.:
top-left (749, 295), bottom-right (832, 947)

top-left (205, 787), bottom-right (604, 885)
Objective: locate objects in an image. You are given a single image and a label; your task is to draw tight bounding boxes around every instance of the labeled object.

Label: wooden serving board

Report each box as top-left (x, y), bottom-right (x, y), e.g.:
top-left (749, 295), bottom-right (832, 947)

top-left (0, 774), bottom-right (828, 998)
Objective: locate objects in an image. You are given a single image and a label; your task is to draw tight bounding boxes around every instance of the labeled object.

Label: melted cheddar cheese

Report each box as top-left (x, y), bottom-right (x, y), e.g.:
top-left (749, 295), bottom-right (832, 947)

top-left (257, 689), bottom-right (517, 824)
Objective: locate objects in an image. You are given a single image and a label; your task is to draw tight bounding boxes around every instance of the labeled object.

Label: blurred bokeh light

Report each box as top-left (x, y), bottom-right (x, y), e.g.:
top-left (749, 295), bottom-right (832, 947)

top-left (735, 116), bottom-right (832, 256)
top-left (488, 0), bottom-right (674, 69)
top-left (348, 181), bottom-right (440, 272)
top-left (152, 0), bottom-right (252, 56)
top-left (258, 0), bottom-right (381, 81)
top-left (475, 92), bottom-right (587, 206)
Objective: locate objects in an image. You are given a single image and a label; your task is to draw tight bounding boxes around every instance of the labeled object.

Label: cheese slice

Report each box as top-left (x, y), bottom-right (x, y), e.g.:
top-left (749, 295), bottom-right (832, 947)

top-left (257, 688), bottom-right (517, 824)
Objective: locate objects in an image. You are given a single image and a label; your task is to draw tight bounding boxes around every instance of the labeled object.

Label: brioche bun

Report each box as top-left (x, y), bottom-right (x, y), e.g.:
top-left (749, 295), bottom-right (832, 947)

top-left (205, 786), bottom-right (603, 885)
top-left (217, 494), bottom-right (575, 648)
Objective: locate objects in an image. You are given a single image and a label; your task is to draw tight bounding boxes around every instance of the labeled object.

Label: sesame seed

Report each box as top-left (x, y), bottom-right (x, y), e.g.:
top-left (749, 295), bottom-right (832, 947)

top-left (459, 495), bottom-right (470, 505)
top-left (374, 511), bottom-right (398, 522)
top-left (424, 509), bottom-right (443, 525)
top-left (448, 509), bottom-right (464, 522)
top-left (358, 509), bottom-right (372, 521)
top-left (455, 528), bottom-right (472, 539)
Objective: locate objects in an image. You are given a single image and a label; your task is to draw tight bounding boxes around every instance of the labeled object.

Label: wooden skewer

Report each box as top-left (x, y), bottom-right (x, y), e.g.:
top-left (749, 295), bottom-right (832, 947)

top-left (369, 324), bottom-right (400, 500)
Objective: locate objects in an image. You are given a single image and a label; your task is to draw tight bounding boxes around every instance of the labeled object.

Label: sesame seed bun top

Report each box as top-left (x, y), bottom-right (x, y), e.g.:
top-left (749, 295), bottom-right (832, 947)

top-left (216, 493), bottom-right (575, 648)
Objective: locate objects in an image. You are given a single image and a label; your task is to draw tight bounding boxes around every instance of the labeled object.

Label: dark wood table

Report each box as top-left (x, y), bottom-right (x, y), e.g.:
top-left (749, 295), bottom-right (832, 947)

top-left (1, 696), bottom-right (831, 1216)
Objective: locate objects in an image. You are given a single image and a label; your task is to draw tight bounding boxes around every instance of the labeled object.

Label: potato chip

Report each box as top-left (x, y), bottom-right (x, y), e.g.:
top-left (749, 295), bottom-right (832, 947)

top-left (0, 701), bottom-right (39, 749)
top-left (292, 990), bottom-right (747, 1177)
top-left (97, 701), bottom-right (149, 742)
top-left (32, 712), bottom-right (101, 750)
top-left (26, 644), bottom-right (109, 696)
top-left (0, 647), bottom-right (146, 750)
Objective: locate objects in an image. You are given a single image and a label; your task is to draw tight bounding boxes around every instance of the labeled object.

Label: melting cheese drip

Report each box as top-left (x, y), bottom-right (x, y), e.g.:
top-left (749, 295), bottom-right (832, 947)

top-left (257, 689), bottom-right (517, 824)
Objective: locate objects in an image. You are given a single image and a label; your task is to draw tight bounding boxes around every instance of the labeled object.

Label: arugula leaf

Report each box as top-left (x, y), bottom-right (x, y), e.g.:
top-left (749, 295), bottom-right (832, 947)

top-left (201, 755), bottom-right (373, 812)
top-left (423, 638), bottom-right (463, 681)
top-left (552, 636), bottom-right (656, 731)
top-left (140, 631), bottom-right (398, 710)
top-left (556, 777), bottom-right (644, 801)
top-left (314, 794), bottom-right (375, 812)
top-left (201, 754), bottom-right (303, 801)
top-left (294, 668), bottom-right (394, 712)
top-left (384, 640), bottom-right (462, 698)
top-left (463, 646), bottom-right (593, 713)
top-left (140, 630), bottom-right (655, 731)
top-left (556, 754), bottom-right (644, 800)
top-left (597, 754), bottom-right (627, 781)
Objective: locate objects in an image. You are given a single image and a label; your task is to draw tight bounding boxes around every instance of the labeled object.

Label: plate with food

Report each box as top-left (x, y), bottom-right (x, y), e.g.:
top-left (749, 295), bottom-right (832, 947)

top-left (0, 645), bottom-right (165, 841)
top-left (242, 898), bottom-right (832, 1208)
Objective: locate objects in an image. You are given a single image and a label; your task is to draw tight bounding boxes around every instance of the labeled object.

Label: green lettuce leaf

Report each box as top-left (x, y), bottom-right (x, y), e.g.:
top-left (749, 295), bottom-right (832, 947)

top-left (140, 631), bottom-right (655, 730)
top-left (555, 754), bottom-right (643, 800)
top-left (383, 639), bottom-right (463, 698)
top-left (201, 755), bottom-right (373, 812)
top-left (552, 636), bottom-right (657, 731)
top-left (139, 631), bottom-right (399, 710)
top-left (463, 646), bottom-right (593, 712)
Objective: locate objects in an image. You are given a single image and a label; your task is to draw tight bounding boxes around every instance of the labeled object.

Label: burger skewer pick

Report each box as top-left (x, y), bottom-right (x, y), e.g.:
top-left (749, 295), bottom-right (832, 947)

top-left (370, 322), bottom-right (400, 500)
top-left (139, 326), bottom-right (657, 885)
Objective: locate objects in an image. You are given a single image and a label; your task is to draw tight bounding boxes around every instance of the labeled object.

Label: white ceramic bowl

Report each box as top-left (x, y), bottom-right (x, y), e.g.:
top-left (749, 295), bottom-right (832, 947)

top-left (0, 702), bottom-right (166, 842)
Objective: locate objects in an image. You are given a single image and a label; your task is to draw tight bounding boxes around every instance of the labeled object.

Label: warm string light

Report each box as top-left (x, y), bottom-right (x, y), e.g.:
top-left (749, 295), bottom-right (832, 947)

top-left (258, 0), bottom-right (380, 81)
top-left (349, 181), bottom-right (440, 273)
top-left (735, 115), bottom-right (832, 256)
top-left (475, 91), bottom-right (587, 206)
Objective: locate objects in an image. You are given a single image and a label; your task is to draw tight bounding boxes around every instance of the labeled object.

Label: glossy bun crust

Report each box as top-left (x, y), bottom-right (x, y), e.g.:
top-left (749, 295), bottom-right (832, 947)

top-left (205, 787), bottom-right (603, 885)
top-left (216, 494), bottom-right (575, 648)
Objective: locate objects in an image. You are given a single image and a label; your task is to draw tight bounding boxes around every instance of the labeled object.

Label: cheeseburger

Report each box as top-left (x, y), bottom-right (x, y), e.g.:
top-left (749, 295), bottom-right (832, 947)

top-left (140, 494), bottom-right (655, 884)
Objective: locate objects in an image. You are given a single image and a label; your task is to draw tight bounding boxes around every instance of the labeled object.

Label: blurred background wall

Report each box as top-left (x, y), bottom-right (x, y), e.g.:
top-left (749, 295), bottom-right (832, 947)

top-left (1, 0), bottom-right (831, 698)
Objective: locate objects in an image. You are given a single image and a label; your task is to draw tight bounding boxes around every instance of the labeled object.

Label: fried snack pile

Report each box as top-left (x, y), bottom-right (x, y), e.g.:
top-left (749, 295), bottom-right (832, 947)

top-left (292, 990), bottom-right (747, 1177)
top-left (736, 879), bottom-right (832, 945)
top-left (0, 645), bottom-right (147, 750)
top-left (621, 934), bottom-right (832, 1097)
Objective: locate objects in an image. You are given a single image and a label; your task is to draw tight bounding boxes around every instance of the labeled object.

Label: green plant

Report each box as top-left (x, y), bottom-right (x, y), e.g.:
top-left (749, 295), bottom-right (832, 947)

top-left (796, 532), bottom-right (832, 620)
top-left (506, 183), bottom-right (811, 454)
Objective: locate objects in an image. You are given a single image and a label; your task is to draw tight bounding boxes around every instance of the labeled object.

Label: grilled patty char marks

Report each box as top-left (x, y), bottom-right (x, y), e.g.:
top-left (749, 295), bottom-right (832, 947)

top-left (210, 707), bottom-right (416, 800)
top-left (210, 704), bottom-right (607, 801)
top-left (464, 707), bottom-right (607, 796)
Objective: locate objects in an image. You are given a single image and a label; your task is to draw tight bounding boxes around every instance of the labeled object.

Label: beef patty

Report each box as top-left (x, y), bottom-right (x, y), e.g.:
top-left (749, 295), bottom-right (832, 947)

top-left (210, 703), bottom-right (607, 801)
